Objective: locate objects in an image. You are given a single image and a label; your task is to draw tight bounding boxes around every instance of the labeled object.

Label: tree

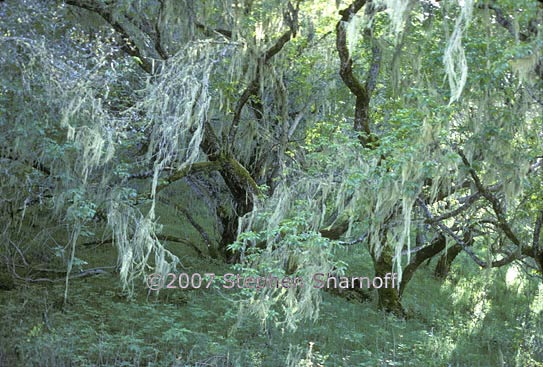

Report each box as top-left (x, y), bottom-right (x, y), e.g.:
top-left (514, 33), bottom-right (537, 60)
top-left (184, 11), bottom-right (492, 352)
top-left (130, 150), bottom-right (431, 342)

top-left (1, 0), bottom-right (542, 325)
top-left (1, 0), bottom-right (314, 295)
top-left (325, 0), bottom-right (543, 315)
top-left (234, 0), bottom-right (543, 321)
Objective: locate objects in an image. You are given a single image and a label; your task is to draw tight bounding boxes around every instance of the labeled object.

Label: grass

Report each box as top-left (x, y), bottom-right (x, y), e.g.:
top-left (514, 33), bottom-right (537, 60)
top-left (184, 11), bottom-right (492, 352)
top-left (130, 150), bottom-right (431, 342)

top-left (1, 183), bottom-right (541, 366)
top-left (1, 246), bottom-right (542, 366)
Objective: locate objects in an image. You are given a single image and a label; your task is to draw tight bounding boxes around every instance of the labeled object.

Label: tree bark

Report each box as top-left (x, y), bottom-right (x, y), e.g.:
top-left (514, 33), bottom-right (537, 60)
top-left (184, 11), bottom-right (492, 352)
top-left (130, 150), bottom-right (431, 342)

top-left (434, 243), bottom-right (462, 279)
top-left (400, 235), bottom-right (446, 296)
top-left (372, 244), bottom-right (405, 317)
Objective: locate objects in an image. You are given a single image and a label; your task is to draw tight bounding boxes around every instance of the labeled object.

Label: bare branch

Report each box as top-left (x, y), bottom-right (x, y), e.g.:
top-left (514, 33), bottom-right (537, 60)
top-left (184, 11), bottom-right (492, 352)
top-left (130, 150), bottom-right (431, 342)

top-left (174, 203), bottom-right (214, 251)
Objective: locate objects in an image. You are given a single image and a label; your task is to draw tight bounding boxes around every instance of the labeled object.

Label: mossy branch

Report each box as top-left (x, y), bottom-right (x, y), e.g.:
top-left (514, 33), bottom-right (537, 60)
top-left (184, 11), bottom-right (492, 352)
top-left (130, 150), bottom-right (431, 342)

top-left (336, 0), bottom-right (380, 148)
top-left (156, 161), bottom-right (222, 193)
top-left (227, 1), bottom-right (300, 145)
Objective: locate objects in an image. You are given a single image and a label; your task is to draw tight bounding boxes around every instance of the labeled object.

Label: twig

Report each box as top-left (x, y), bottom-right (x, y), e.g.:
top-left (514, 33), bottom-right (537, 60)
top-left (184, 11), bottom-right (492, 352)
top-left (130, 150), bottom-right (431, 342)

top-left (336, 233), bottom-right (367, 246)
top-left (8, 239), bottom-right (29, 266)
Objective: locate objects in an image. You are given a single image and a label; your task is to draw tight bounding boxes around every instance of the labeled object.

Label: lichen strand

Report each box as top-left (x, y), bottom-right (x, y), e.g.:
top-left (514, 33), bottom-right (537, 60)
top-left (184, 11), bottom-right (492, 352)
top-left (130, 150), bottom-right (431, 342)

top-left (443, 0), bottom-right (474, 103)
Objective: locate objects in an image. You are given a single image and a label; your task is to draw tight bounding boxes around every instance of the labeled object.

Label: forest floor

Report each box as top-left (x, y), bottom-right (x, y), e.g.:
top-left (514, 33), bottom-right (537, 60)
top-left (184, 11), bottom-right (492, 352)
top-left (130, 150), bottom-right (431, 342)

top-left (1, 241), bottom-right (542, 367)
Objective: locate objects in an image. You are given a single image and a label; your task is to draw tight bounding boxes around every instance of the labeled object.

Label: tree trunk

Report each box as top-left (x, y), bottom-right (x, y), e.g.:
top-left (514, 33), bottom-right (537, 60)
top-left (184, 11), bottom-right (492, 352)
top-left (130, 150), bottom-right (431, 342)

top-left (400, 235), bottom-right (446, 297)
top-left (434, 243), bottom-right (463, 278)
top-left (371, 245), bottom-right (405, 317)
top-left (200, 123), bottom-right (259, 258)
top-left (434, 231), bottom-right (473, 279)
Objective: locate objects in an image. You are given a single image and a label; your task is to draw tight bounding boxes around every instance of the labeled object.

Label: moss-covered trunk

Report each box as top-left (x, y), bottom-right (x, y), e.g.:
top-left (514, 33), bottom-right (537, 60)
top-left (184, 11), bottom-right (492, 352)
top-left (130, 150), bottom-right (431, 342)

top-left (371, 244), bottom-right (405, 317)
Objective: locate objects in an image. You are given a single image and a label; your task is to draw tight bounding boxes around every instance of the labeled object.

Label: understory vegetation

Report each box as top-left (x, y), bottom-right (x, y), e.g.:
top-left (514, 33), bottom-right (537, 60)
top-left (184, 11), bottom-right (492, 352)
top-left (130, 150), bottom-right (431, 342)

top-left (1, 247), bottom-right (542, 366)
top-left (1, 0), bottom-right (542, 366)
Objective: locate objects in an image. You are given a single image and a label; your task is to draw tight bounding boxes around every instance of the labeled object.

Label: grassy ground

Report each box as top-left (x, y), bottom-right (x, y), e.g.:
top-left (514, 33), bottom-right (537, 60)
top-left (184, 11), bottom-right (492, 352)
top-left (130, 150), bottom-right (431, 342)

top-left (1, 243), bottom-right (542, 367)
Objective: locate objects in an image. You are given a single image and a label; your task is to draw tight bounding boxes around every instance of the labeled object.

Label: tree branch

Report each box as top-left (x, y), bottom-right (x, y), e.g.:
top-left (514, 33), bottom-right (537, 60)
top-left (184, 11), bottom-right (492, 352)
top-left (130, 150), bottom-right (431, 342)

top-left (417, 197), bottom-right (519, 268)
top-left (336, 0), bottom-right (380, 147)
top-left (478, 2), bottom-right (543, 82)
top-left (1, 149), bottom-right (52, 176)
top-left (458, 150), bottom-right (521, 248)
top-left (400, 234), bottom-right (447, 296)
top-left (227, 1), bottom-right (299, 145)
top-left (155, 161), bottom-right (222, 193)
top-left (366, 43), bottom-right (381, 96)
top-left (479, 3), bottom-right (529, 41)
top-left (65, 0), bottom-right (154, 74)
top-left (12, 267), bottom-right (110, 283)
top-left (174, 203), bottom-right (214, 251)
top-left (425, 192), bottom-right (482, 223)
top-left (534, 210), bottom-right (543, 253)
top-left (83, 234), bottom-right (207, 257)
top-left (195, 22), bottom-right (233, 38)
top-left (154, 0), bottom-right (169, 60)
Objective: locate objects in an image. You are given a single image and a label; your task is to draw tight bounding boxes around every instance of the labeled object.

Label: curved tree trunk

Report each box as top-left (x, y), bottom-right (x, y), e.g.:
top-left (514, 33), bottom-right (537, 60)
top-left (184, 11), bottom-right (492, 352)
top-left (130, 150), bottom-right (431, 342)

top-left (400, 234), bottom-right (446, 297)
top-left (434, 231), bottom-right (474, 279)
top-left (434, 243), bottom-right (463, 279)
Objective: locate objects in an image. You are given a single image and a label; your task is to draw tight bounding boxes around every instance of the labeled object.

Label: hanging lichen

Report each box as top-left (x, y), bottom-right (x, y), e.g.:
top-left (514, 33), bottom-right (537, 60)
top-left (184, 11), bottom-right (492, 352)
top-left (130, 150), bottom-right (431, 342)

top-left (443, 0), bottom-right (474, 103)
top-left (346, 13), bottom-right (364, 53)
top-left (381, 0), bottom-right (413, 37)
top-left (510, 49), bottom-right (541, 86)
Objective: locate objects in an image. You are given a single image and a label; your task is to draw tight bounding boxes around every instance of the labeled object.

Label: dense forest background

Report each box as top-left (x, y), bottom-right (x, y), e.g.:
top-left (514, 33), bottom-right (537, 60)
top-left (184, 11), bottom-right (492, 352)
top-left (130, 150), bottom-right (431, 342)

top-left (1, 0), bottom-right (543, 366)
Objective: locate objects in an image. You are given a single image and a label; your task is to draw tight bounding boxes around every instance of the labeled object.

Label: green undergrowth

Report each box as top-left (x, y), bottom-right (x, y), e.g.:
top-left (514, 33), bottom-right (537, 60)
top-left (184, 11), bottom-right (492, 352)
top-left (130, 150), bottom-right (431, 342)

top-left (1, 246), bottom-right (542, 367)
